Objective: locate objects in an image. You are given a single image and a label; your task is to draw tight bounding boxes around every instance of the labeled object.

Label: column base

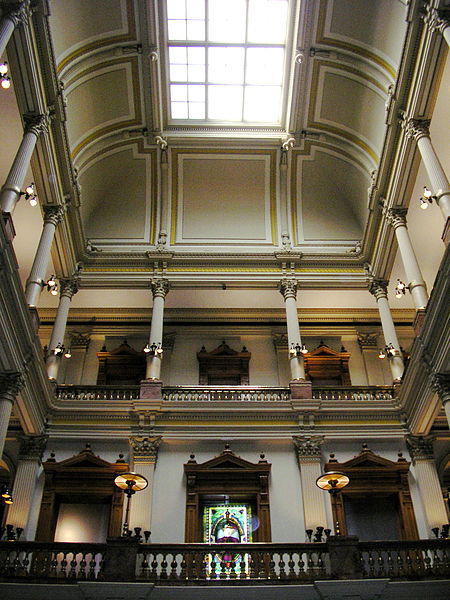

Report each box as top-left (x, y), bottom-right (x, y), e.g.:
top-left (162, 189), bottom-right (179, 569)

top-left (442, 216), bottom-right (450, 247)
top-left (140, 379), bottom-right (162, 400)
top-left (28, 306), bottom-right (40, 333)
top-left (2, 211), bottom-right (16, 242)
top-left (290, 380), bottom-right (313, 399)
top-left (413, 308), bottom-right (426, 336)
top-left (393, 380), bottom-right (402, 397)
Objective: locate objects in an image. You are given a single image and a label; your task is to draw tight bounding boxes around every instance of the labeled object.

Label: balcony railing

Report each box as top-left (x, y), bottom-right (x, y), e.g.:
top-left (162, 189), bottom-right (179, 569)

top-left (312, 386), bottom-right (395, 401)
top-left (0, 539), bottom-right (448, 584)
top-left (55, 385), bottom-right (140, 401)
top-left (162, 386), bottom-right (290, 402)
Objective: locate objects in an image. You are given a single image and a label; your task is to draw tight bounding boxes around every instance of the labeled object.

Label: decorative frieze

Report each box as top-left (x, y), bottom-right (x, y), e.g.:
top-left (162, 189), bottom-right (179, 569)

top-left (130, 436), bottom-right (162, 463)
top-left (68, 332), bottom-right (91, 350)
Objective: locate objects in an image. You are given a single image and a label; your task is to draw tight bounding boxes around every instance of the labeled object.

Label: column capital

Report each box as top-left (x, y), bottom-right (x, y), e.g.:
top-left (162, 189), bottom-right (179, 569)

top-left (406, 435), bottom-right (434, 462)
top-left (423, 6), bottom-right (450, 36)
top-left (4, 0), bottom-right (32, 27)
top-left (293, 435), bottom-right (324, 460)
top-left (43, 204), bottom-right (66, 226)
top-left (59, 277), bottom-right (79, 299)
top-left (431, 373), bottom-right (450, 406)
top-left (129, 436), bottom-right (162, 463)
top-left (279, 278), bottom-right (298, 300)
top-left (68, 332), bottom-right (91, 350)
top-left (357, 332), bottom-right (378, 349)
top-left (385, 206), bottom-right (408, 230)
top-left (404, 118), bottom-right (430, 142)
top-left (0, 372), bottom-right (24, 398)
top-left (23, 113), bottom-right (51, 137)
top-left (368, 279), bottom-right (388, 300)
top-left (150, 278), bottom-right (169, 299)
top-left (18, 434), bottom-right (47, 462)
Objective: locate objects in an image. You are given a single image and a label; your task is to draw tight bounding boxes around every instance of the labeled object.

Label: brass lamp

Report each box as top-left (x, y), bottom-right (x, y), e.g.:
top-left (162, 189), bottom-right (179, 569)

top-left (316, 471), bottom-right (350, 535)
top-left (114, 472), bottom-right (148, 537)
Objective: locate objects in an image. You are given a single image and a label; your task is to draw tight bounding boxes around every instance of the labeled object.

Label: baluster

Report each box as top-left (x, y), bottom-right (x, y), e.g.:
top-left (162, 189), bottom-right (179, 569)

top-left (424, 549), bottom-right (432, 574)
top-left (405, 549), bottom-right (413, 576)
top-left (414, 548), bottom-right (424, 575)
top-left (306, 550), bottom-right (315, 577)
top-left (139, 551), bottom-right (150, 579)
top-left (287, 552), bottom-right (295, 579)
top-left (432, 548), bottom-right (441, 575)
top-left (219, 554), bottom-right (227, 579)
top-left (229, 554), bottom-right (238, 579)
top-left (397, 549), bottom-right (404, 577)
top-left (386, 550), bottom-right (394, 577)
top-left (69, 553), bottom-right (78, 579)
top-left (160, 552), bottom-right (168, 579)
top-left (88, 555), bottom-right (97, 580)
top-left (60, 552), bottom-right (68, 577)
top-left (317, 552), bottom-right (326, 577)
top-left (12, 551), bottom-right (21, 576)
top-left (150, 553), bottom-right (158, 580)
top-left (19, 551), bottom-right (30, 576)
top-left (442, 547), bottom-right (450, 575)
top-left (278, 552), bottom-right (286, 579)
top-left (298, 551), bottom-right (306, 579)
top-left (180, 552), bottom-right (187, 580)
top-left (268, 552), bottom-right (276, 579)
top-left (78, 553), bottom-right (87, 579)
top-left (367, 550), bottom-right (375, 577)
top-left (249, 550), bottom-right (260, 579)
top-left (3, 553), bottom-right (11, 574)
top-left (170, 553), bottom-right (179, 579)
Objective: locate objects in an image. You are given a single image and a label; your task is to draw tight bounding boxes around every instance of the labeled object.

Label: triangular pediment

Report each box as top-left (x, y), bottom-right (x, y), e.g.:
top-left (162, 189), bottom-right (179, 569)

top-left (103, 341), bottom-right (143, 357)
top-left (45, 449), bottom-right (117, 471)
top-left (308, 343), bottom-right (349, 358)
top-left (330, 448), bottom-right (408, 470)
top-left (185, 447), bottom-right (270, 473)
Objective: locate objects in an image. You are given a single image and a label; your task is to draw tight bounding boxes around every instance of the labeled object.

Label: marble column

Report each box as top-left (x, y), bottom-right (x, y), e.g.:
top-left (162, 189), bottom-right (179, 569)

top-left (145, 278), bottom-right (169, 380)
top-left (128, 436), bottom-right (162, 535)
top-left (369, 280), bottom-right (404, 381)
top-left (293, 436), bottom-right (328, 535)
top-left (431, 373), bottom-right (450, 430)
top-left (0, 114), bottom-right (49, 214)
top-left (406, 119), bottom-right (450, 220)
top-left (279, 278), bottom-right (305, 380)
top-left (25, 205), bottom-right (66, 307)
top-left (385, 207), bottom-right (428, 309)
top-left (0, 373), bottom-right (24, 458)
top-left (6, 434), bottom-right (47, 537)
top-left (0, 0), bottom-right (31, 58)
top-left (407, 436), bottom-right (448, 534)
top-left (46, 278), bottom-right (79, 380)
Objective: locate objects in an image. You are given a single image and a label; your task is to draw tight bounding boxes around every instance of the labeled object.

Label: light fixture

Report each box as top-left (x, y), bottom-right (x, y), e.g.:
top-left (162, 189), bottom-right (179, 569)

top-left (20, 182), bottom-right (37, 206)
top-left (0, 61), bottom-right (11, 89)
top-left (50, 284), bottom-right (59, 296)
top-left (53, 343), bottom-right (72, 358)
top-left (378, 343), bottom-right (398, 359)
top-left (114, 472), bottom-right (148, 537)
top-left (143, 344), bottom-right (151, 353)
top-left (45, 274), bottom-right (58, 293)
top-left (145, 342), bottom-right (163, 356)
top-left (289, 342), bottom-right (308, 357)
top-left (419, 186), bottom-right (437, 209)
top-left (395, 279), bottom-right (407, 298)
top-left (63, 348), bottom-right (72, 359)
top-left (316, 471), bottom-right (350, 536)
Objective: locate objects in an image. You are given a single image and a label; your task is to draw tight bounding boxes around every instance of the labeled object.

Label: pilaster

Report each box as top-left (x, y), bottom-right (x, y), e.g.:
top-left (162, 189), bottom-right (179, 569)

top-left (128, 436), bottom-right (162, 533)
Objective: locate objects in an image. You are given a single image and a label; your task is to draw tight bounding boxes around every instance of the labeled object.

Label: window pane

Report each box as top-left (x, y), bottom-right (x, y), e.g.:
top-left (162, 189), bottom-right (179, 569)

top-left (248, 0), bottom-right (288, 43)
top-left (168, 20), bottom-right (187, 40)
top-left (188, 46), bottom-right (205, 64)
top-left (167, 0), bottom-right (186, 19)
top-left (187, 19), bottom-right (205, 40)
top-left (244, 85), bottom-right (281, 122)
top-left (170, 64), bottom-right (188, 81)
top-left (208, 47), bottom-right (245, 84)
top-left (188, 84), bottom-right (205, 102)
top-left (186, 0), bottom-right (205, 19)
top-left (208, 85), bottom-right (243, 120)
top-left (189, 103), bottom-right (205, 118)
top-left (208, 0), bottom-right (246, 42)
top-left (246, 48), bottom-right (284, 85)
top-left (169, 46), bottom-right (187, 64)
top-left (188, 64), bottom-right (205, 82)
top-left (171, 102), bottom-right (189, 118)
top-left (170, 84), bottom-right (188, 101)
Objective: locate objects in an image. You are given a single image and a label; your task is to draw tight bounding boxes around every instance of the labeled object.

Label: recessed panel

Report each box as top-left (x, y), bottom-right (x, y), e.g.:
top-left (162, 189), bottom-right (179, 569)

top-left (295, 149), bottom-right (368, 241)
top-left (174, 153), bottom-right (275, 244)
top-left (80, 148), bottom-right (151, 241)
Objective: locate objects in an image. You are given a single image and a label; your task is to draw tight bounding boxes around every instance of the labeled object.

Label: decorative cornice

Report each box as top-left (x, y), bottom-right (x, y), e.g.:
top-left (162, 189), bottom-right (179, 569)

top-left (406, 435), bottom-right (434, 462)
top-left (150, 278), bottom-right (170, 299)
top-left (431, 373), bottom-right (450, 405)
top-left (369, 279), bottom-right (388, 300)
top-left (357, 332), bottom-right (378, 349)
top-left (0, 372), bottom-right (25, 398)
top-left (18, 434), bottom-right (47, 461)
top-left (129, 436), bottom-right (162, 462)
top-left (279, 278), bottom-right (297, 300)
top-left (43, 204), bottom-right (66, 227)
top-left (293, 435), bottom-right (324, 459)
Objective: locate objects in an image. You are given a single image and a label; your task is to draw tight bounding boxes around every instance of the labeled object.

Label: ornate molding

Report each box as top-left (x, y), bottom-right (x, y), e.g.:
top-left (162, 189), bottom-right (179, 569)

top-left (431, 373), bottom-right (450, 405)
top-left (0, 372), bottom-right (25, 398)
top-left (18, 434), bottom-right (47, 461)
top-left (384, 207), bottom-right (408, 230)
top-left (357, 332), bottom-right (378, 349)
top-left (68, 332), bottom-right (91, 350)
top-left (406, 435), bottom-right (434, 462)
top-left (129, 436), bottom-right (162, 463)
top-left (272, 332), bottom-right (289, 349)
top-left (423, 6), bottom-right (450, 36)
top-left (150, 278), bottom-right (169, 299)
top-left (369, 279), bottom-right (388, 301)
top-left (293, 435), bottom-right (324, 459)
top-left (4, 0), bottom-right (32, 27)
top-left (59, 277), bottom-right (79, 299)
top-left (23, 113), bottom-right (51, 137)
top-left (404, 118), bottom-right (430, 142)
top-left (279, 278), bottom-right (297, 300)
top-left (43, 204), bottom-right (66, 227)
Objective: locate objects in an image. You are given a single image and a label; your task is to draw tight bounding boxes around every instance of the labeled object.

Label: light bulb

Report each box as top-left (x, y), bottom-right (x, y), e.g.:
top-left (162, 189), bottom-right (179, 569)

top-left (423, 187), bottom-right (432, 199)
top-left (378, 349), bottom-right (386, 359)
top-left (64, 348), bottom-right (72, 358)
top-left (143, 344), bottom-right (151, 353)
top-left (396, 280), bottom-right (405, 290)
top-left (47, 275), bottom-right (56, 287)
top-left (0, 62), bottom-right (8, 77)
top-left (51, 285), bottom-right (58, 295)
top-left (395, 290), bottom-right (403, 298)
top-left (300, 345), bottom-right (308, 354)
top-left (1, 77), bottom-right (11, 89)
top-left (29, 195), bottom-right (37, 207)
top-left (25, 183), bottom-right (34, 195)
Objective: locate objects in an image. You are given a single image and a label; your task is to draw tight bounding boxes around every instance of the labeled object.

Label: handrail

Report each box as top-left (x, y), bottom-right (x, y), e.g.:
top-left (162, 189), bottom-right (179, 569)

top-left (312, 386), bottom-right (395, 401)
top-left (162, 386), bottom-right (290, 402)
top-left (55, 385), bottom-right (140, 401)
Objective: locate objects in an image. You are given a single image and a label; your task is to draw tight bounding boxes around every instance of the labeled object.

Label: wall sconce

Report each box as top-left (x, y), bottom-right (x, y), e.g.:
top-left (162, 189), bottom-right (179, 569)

top-left (52, 343), bottom-right (71, 359)
top-left (1, 486), bottom-right (13, 505)
top-left (289, 342), bottom-right (308, 357)
top-left (419, 186), bottom-right (437, 209)
top-left (316, 471), bottom-right (350, 535)
top-left (45, 274), bottom-right (58, 295)
top-left (378, 343), bottom-right (398, 359)
top-left (20, 182), bottom-right (38, 206)
top-left (394, 279), bottom-right (408, 298)
top-left (143, 342), bottom-right (163, 356)
top-left (114, 472), bottom-right (148, 537)
top-left (0, 61), bottom-right (11, 89)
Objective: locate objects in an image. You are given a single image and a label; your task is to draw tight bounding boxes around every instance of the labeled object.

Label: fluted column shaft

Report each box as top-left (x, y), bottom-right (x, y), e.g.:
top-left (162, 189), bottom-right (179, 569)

top-left (294, 437), bottom-right (327, 533)
top-left (46, 278), bottom-right (79, 380)
top-left (369, 280), bottom-right (404, 381)
top-left (0, 115), bottom-right (48, 214)
top-left (432, 374), bottom-right (450, 429)
top-left (407, 437), bottom-right (448, 534)
top-left (280, 279), bottom-right (305, 380)
top-left (128, 437), bottom-right (161, 534)
top-left (146, 279), bottom-right (169, 379)
top-left (7, 435), bottom-right (47, 537)
top-left (25, 206), bottom-right (66, 307)
top-left (386, 208), bottom-right (428, 309)
top-left (0, 1), bottom-right (30, 57)
top-left (0, 373), bottom-right (24, 457)
top-left (407, 119), bottom-right (450, 220)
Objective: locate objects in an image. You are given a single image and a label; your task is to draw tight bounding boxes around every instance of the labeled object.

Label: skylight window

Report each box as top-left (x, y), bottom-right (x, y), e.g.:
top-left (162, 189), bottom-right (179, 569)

top-left (166, 0), bottom-right (289, 124)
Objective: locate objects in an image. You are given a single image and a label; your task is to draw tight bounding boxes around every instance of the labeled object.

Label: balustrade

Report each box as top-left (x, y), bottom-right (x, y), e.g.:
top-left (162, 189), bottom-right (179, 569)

top-left (55, 385), bottom-right (140, 401)
top-left (162, 387), bottom-right (290, 402)
top-left (312, 386), bottom-right (395, 401)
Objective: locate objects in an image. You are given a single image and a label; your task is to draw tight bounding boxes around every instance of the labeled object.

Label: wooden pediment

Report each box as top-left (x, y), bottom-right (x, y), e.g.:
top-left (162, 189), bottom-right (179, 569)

top-left (43, 447), bottom-right (123, 474)
top-left (96, 340), bottom-right (146, 385)
top-left (197, 341), bottom-right (251, 385)
top-left (184, 446), bottom-right (271, 479)
top-left (303, 341), bottom-right (351, 385)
